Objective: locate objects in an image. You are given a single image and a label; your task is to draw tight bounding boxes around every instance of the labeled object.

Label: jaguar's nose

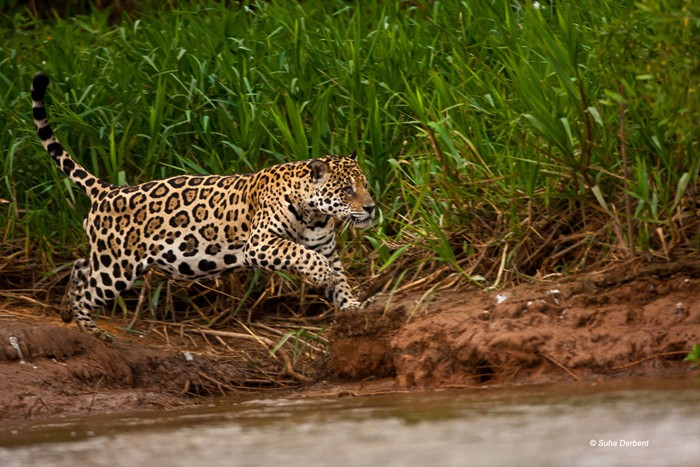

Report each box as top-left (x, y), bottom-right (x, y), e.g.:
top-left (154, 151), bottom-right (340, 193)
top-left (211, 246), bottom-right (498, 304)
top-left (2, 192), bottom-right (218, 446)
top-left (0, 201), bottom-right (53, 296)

top-left (363, 204), bottom-right (375, 216)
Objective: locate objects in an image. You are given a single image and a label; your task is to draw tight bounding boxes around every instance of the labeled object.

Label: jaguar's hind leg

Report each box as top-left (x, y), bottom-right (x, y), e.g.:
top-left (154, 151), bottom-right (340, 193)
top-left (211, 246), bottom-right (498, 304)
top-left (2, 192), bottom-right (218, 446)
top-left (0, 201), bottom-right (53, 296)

top-left (61, 259), bottom-right (88, 323)
top-left (62, 258), bottom-right (115, 342)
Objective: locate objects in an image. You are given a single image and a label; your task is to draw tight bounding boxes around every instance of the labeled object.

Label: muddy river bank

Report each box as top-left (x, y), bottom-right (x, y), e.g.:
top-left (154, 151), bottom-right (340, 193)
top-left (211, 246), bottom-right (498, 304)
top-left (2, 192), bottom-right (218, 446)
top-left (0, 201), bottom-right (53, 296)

top-left (1, 260), bottom-right (699, 423)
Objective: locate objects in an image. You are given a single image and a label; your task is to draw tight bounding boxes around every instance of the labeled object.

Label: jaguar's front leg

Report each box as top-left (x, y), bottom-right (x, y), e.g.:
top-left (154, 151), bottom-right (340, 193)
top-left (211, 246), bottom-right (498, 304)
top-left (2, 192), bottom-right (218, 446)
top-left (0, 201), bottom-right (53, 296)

top-left (243, 232), bottom-right (340, 291)
top-left (321, 251), bottom-right (371, 311)
top-left (297, 225), bottom-right (369, 311)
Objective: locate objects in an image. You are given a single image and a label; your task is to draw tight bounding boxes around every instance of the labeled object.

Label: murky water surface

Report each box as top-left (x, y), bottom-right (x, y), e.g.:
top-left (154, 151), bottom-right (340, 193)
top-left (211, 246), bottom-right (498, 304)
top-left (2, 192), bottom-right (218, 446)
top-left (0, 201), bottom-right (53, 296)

top-left (1, 378), bottom-right (699, 466)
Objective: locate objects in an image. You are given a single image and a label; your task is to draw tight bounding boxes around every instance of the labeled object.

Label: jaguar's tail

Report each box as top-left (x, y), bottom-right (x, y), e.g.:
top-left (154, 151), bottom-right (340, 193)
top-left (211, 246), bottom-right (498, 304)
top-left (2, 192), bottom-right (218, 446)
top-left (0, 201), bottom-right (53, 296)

top-left (32, 73), bottom-right (109, 196)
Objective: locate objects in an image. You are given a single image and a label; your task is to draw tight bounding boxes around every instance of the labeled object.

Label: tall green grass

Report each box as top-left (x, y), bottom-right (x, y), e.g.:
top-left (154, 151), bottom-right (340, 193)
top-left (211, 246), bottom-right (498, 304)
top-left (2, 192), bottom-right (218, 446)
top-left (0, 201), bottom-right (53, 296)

top-left (1, 0), bottom-right (698, 293)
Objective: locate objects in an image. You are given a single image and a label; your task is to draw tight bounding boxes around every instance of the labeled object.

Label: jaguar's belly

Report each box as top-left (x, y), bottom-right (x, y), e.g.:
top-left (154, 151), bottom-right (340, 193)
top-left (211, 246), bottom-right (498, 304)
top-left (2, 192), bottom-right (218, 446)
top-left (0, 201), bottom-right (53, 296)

top-left (152, 247), bottom-right (247, 281)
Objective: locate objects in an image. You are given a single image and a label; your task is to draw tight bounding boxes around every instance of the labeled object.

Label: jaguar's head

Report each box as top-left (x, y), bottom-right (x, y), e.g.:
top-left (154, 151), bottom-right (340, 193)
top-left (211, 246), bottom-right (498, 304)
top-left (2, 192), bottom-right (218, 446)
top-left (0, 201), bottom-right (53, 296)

top-left (307, 153), bottom-right (375, 228)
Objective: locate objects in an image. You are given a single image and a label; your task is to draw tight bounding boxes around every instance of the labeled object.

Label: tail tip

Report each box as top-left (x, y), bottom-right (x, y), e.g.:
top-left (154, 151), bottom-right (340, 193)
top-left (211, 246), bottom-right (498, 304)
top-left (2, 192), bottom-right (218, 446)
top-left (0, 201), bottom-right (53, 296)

top-left (32, 72), bottom-right (50, 93)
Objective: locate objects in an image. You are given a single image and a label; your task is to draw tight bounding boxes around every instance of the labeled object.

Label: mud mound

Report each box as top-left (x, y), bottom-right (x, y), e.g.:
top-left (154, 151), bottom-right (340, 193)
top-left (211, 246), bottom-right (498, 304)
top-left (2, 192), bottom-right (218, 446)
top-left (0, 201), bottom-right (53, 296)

top-left (330, 261), bottom-right (700, 387)
top-left (0, 318), bottom-right (248, 421)
top-left (329, 305), bottom-right (407, 380)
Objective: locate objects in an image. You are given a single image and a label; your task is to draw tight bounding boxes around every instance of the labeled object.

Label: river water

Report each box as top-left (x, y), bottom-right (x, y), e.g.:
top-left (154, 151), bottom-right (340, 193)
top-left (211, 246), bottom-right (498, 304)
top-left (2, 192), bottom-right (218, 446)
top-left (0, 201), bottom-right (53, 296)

top-left (1, 378), bottom-right (699, 466)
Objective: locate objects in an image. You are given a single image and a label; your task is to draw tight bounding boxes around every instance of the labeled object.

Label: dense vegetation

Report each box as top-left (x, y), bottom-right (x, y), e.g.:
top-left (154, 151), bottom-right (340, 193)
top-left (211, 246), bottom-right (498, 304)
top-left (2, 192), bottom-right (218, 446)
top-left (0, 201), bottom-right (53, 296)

top-left (1, 0), bottom-right (698, 304)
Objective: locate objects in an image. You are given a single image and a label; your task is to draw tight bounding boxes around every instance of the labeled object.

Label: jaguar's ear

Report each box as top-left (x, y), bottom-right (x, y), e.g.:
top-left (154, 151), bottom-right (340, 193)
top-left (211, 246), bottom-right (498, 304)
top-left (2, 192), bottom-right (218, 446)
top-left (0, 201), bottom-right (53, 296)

top-left (309, 159), bottom-right (330, 183)
top-left (349, 150), bottom-right (357, 160)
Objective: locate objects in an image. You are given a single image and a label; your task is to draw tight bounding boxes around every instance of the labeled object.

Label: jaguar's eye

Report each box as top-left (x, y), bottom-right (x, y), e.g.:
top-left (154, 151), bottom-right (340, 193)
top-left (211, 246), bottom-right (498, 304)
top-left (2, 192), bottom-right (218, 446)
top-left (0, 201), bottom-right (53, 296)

top-left (343, 186), bottom-right (355, 196)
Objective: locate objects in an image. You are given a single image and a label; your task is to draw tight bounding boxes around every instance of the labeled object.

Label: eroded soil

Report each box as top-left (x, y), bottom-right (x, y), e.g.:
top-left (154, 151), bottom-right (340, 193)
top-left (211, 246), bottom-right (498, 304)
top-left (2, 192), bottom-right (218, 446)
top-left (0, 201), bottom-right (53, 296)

top-left (2, 260), bottom-right (700, 422)
top-left (331, 260), bottom-right (700, 386)
top-left (0, 314), bottom-right (256, 422)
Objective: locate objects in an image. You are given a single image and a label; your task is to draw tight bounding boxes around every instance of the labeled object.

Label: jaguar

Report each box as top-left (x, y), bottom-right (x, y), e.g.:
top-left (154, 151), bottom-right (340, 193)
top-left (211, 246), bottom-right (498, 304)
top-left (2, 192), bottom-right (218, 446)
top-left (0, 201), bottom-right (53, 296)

top-left (32, 72), bottom-right (376, 341)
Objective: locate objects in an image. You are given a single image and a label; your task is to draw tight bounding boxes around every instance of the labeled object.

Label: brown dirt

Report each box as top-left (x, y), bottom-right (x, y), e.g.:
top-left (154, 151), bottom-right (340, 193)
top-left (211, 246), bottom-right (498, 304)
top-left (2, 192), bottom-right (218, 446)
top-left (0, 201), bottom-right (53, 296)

top-left (2, 260), bottom-right (700, 422)
top-left (330, 260), bottom-right (700, 386)
top-left (0, 312), bottom-right (260, 422)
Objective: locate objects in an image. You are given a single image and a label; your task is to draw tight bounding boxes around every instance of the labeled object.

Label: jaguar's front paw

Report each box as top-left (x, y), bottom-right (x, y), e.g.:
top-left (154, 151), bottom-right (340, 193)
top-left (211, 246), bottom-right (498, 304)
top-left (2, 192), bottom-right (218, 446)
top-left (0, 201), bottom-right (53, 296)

top-left (359, 291), bottom-right (385, 309)
top-left (342, 298), bottom-right (364, 312)
top-left (341, 293), bottom-right (382, 312)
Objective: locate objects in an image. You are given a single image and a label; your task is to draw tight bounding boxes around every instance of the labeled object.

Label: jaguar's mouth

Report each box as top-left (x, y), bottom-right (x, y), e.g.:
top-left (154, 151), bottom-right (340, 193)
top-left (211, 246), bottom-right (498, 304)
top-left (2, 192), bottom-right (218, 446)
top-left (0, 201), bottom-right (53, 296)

top-left (348, 213), bottom-right (374, 229)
